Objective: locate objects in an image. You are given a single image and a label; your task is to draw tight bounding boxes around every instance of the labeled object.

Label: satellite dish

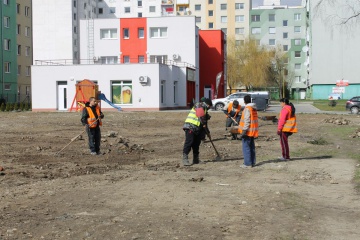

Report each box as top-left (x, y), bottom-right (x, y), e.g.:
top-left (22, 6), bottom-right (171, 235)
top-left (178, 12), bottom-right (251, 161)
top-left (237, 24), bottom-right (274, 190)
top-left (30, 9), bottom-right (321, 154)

top-left (302, 46), bottom-right (309, 52)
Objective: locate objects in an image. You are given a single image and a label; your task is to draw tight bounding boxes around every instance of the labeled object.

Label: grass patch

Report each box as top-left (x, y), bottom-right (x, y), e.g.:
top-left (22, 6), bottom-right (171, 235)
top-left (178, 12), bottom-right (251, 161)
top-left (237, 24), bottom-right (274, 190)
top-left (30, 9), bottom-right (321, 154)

top-left (312, 100), bottom-right (348, 111)
top-left (307, 137), bottom-right (328, 145)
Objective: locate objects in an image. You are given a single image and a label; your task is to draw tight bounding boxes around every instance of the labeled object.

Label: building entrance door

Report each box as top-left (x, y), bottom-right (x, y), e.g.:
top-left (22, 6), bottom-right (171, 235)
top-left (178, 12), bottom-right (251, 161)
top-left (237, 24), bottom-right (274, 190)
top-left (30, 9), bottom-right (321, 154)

top-left (58, 84), bottom-right (68, 110)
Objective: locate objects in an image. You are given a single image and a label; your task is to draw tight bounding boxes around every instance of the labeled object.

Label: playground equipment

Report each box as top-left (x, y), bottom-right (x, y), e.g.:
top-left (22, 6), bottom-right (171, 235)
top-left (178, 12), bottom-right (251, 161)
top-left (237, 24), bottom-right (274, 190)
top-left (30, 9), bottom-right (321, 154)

top-left (69, 79), bottom-right (121, 112)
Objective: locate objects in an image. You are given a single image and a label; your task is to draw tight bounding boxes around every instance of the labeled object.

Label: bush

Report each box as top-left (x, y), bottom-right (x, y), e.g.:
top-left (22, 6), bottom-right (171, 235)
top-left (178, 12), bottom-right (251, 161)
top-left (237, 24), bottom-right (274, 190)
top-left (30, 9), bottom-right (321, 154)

top-left (0, 103), bottom-right (5, 112)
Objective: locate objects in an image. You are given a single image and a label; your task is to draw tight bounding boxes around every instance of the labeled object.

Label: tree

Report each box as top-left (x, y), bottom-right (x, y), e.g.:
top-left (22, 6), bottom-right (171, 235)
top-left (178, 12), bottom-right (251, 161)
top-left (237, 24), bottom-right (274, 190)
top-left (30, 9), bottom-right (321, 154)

top-left (314, 0), bottom-right (360, 26)
top-left (226, 37), bottom-right (274, 92)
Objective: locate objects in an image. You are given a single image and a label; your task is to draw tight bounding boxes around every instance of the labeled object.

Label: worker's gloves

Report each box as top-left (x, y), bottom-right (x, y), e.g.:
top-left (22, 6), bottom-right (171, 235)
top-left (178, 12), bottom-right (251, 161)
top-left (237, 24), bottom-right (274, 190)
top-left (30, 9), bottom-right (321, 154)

top-left (100, 113), bottom-right (104, 119)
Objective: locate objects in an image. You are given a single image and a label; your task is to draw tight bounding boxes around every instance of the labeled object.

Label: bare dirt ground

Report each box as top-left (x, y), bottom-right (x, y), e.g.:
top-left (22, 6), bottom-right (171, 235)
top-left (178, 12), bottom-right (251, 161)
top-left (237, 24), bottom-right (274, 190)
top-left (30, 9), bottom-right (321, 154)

top-left (1, 110), bottom-right (360, 240)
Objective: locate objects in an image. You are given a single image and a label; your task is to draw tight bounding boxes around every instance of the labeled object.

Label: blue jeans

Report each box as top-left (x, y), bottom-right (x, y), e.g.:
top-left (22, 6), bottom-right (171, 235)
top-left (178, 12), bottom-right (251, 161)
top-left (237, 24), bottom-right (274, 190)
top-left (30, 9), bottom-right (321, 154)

top-left (242, 136), bottom-right (256, 166)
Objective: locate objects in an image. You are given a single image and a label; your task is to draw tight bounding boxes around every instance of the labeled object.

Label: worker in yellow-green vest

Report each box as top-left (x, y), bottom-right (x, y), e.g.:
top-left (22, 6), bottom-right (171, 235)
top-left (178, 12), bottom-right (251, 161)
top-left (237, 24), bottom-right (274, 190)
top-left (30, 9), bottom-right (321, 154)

top-left (182, 98), bottom-right (213, 166)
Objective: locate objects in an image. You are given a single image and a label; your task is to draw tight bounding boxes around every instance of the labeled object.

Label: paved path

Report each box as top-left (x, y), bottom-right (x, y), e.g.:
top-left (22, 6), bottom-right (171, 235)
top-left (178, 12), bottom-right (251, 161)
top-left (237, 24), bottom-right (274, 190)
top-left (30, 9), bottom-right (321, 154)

top-left (265, 102), bottom-right (350, 115)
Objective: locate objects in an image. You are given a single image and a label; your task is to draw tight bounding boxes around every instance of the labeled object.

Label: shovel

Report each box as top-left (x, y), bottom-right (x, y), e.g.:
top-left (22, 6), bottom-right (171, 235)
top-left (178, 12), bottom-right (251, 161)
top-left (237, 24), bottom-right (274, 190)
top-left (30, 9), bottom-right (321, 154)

top-left (205, 129), bottom-right (221, 161)
top-left (56, 118), bottom-right (100, 155)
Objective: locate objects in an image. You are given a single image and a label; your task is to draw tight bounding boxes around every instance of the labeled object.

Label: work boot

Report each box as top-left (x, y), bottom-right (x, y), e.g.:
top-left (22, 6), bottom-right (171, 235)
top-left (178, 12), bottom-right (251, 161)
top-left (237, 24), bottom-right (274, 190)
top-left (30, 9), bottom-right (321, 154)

top-left (193, 154), bottom-right (200, 164)
top-left (182, 154), bottom-right (191, 166)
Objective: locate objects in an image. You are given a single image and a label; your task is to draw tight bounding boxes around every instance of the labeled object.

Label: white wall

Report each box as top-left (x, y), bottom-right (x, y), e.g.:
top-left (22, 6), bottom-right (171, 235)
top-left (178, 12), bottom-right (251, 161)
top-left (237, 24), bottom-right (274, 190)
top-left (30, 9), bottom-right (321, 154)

top-left (310, 0), bottom-right (360, 85)
top-left (31, 64), bottom-right (187, 111)
top-left (32, 0), bottom-right (74, 63)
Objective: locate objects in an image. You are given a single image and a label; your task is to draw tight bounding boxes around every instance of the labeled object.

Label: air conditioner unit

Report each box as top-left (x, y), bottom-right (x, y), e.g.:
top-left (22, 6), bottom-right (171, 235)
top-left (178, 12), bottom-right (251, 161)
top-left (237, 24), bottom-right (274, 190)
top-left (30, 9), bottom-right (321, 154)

top-left (139, 76), bottom-right (148, 83)
top-left (173, 54), bottom-right (179, 60)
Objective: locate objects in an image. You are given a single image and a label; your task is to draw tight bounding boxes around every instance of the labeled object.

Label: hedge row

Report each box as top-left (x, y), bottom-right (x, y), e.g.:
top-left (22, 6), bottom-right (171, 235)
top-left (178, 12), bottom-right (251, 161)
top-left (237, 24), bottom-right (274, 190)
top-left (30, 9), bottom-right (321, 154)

top-left (0, 102), bottom-right (32, 112)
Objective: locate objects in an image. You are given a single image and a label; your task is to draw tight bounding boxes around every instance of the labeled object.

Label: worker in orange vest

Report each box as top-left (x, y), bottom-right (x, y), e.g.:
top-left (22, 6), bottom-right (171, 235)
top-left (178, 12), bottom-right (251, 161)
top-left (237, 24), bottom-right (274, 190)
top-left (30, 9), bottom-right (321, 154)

top-left (81, 97), bottom-right (104, 155)
top-left (277, 98), bottom-right (297, 160)
top-left (224, 100), bottom-right (241, 140)
top-left (238, 95), bottom-right (258, 168)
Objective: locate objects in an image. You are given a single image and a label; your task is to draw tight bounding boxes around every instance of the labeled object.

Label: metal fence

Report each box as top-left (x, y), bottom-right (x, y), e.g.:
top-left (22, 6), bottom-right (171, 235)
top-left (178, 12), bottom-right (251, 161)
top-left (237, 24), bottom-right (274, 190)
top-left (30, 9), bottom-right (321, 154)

top-left (0, 93), bottom-right (31, 104)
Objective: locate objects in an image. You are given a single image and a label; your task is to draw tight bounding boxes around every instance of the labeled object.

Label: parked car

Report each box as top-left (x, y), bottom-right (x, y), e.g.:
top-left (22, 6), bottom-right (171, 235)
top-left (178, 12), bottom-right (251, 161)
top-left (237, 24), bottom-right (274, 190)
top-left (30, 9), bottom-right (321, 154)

top-left (346, 96), bottom-right (360, 114)
top-left (212, 91), bottom-right (269, 111)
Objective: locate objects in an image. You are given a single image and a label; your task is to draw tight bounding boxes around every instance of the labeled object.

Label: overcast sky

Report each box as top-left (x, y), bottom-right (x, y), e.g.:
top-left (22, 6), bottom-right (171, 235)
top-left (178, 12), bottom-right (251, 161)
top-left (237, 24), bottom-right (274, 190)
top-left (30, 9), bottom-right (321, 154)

top-left (252, 0), bottom-right (303, 8)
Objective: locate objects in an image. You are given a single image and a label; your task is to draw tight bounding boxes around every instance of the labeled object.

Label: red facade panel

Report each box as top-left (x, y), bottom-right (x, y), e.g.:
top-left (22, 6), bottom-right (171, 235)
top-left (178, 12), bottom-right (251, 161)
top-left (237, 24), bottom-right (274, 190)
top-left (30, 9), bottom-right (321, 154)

top-left (199, 30), bottom-right (225, 100)
top-left (120, 18), bottom-right (147, 63)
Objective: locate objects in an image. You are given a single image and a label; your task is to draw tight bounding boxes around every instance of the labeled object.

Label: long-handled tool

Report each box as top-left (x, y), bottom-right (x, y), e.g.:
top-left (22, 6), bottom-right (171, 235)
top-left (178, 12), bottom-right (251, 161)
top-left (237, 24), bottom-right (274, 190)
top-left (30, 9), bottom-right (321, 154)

top-left (56, 118), bottom-right (99, 155)
top-left (205, 129), bottom-right (221, 161)
top-left (230, 116), bottom-right (239, 126)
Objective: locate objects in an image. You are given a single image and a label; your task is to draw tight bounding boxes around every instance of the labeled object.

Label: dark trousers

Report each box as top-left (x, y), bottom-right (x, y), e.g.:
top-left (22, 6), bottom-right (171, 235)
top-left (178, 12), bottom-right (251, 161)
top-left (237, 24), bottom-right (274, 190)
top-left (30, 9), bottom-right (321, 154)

top-left (183, 130), bottom-right (202, 156)
top-left (86, 126), bottom-right (101, 153)
top-left (279, 132), bottom-right (292, 159)
top-left (242, 136), bottom-right (256, 166)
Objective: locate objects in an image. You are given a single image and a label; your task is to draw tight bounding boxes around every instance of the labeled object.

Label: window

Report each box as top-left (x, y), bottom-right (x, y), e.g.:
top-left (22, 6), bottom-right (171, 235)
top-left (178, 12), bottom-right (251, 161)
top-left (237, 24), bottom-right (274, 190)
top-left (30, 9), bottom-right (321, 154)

top-left (284, 58), bottom-right (289, 64)
top-left (138, 28), bottom-right (144, 38)
top-left (283, 20), bottom-right (288, 26)
top-left (100, 29), bottom-right (117, 39)
top-left (17, 65), bottom-right (21, 75)
top-left (150, 27), bottom-right (167, 38)
top-left (4, 62), bottom-right (10, 73)
top-left (235, 28), bottom-right (244, 35)
top-left (208, 22), bottom-right (213, 29)
top-left (283, 32), bottom-right (288, 38)
top-left (221, 16), bottom-right (227, 23)
top-left (4, 16), bottom-right (9, 28)
top-left (150, 55), bottom-right (167, 64)
top-left (283, 45), bottom-right (288, 51)
top-left (137, 0), bottom-right (142, 7)
top-left (111, 81), bottom-right (132, 104)
top-left (251, 15), bottom-right (260, 22)
top-left (269, 39), bottom-right (275, 45)
top-left (235, 15), bottom-right (244, 22)
top-left (221, 28), bottom-right (227, 34)
top-left (173, 81), bottom-right (178, 104)
top-left (295, 76), bottom-right (301, 83)
top-left (100, 56), bottom-right (118, 64)
top-left (3, 0), bottom-right (9, 5)
top-left (125, 7), bottom-right (130, 13)
top-left (25, 46), bottom-right (30, 56)
top-left (149, 6), bottom-right (155, 12)
top-left (251, 27), bottom-right (261, 34)
top-left (295, 63), bottom-right (301, 70)
top-left (17, 24), bottom-right (20, 34)
top-left (195, 17), bottom-right (201, 23)
top-left (138, 55), bottom-right (145, 63)
top-left (73, 26), bottom-right (77, 33)
top-left (26, 66), bottom-right (31, 76)
top-left (269, 27), bottom-right (276, 34)
top-left (294, 26), bottom-right (301, 33)
top-left (208, 0), bottom-right (213, 4)
top-left (99, 8), bottom-right (103, 14)
top-left (235, 3), bottom-right (244, 9)
top-left (294, 13), bottom-right (301, 20)
top-left (295, 51), bottom-right (301, 58)
top-left (220, 4), bottom-right (227, 10)
top-left (110, 7), bottom-right (115, 13)
top-left (74, 39), bottom-right (77, 46)
top-left (4, 84), bottom-right (11, 90)
top-left (17, 4), bottom-right (20, 13)
top-left (138, 12), bottom-right (142, 17)
top-left (123, 28), bottom-right (129, 39)
top-left (25, 6), bottom-right (30, 17)
top-left (161, 80), bottom-right (166, 104)
top-left (25, 26), bottom-right (30, 37)
top-left (4, 39), bottom-right (10, 50)
top-left (17, 45), bottom-right (21, 55)
top-left (73, 13), bottom-right (76, 20)
top-left (294, 39), bottom-right (301, 45)
top-left (269, 14), bottom-right (275, 21)
top-left (73, 1), bottom-right (76, 8)
top-left (123, 56), bottom-right (130, 63)
top-left (195, 4), bottom-right (201, 11)
top-left (208, 10), bottom-right (213, 16)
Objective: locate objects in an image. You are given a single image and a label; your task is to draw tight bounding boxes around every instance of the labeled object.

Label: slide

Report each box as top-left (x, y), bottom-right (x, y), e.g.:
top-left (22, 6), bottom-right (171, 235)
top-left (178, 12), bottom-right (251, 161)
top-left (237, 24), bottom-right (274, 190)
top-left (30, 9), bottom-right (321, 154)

top-left (98, 93), bottom-right (122, 111)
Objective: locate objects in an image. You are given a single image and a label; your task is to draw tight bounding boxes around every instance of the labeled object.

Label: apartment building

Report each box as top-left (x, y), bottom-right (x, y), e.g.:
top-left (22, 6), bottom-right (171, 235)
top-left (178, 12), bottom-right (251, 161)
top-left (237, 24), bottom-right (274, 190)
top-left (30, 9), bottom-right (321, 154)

top-left (189, 0), bottom-right (251, 42)
top-left (16, 0), bottom-right (32, 103)
top-left (250, 1), bottom-right (308, 99)
top-left (0, 0), bottom-right (17, 103)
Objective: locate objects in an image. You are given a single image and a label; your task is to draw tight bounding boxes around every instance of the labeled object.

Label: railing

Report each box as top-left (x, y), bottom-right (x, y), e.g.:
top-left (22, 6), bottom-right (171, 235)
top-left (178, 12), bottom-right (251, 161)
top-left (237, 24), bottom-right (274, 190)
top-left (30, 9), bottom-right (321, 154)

top-left (34, 58), bottom-right (195, 69)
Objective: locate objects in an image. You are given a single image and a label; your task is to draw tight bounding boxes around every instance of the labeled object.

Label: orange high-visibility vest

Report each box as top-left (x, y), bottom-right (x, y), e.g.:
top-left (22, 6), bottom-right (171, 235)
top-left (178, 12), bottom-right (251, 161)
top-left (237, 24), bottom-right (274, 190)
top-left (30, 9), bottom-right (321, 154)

top-left (86, 106), bottom-right (102, 128)
top-left (238, 105), bottom-right (259, 137)
top-left (281, 108), bottom-right (297, 133)
top-left (227, 102), bottom-right (241, 118)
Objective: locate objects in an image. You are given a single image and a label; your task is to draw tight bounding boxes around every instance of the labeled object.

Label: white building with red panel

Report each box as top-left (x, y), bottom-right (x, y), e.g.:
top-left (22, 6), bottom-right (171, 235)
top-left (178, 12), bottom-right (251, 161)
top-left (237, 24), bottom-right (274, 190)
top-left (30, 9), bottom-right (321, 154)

top-left (31, 16), bottom-right (199, 111)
